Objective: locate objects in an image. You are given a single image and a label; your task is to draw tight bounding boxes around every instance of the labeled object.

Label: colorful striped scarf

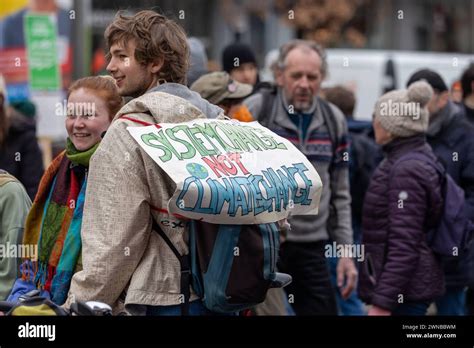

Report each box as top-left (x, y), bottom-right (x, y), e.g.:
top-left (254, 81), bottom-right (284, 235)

top-left (21, 139), bottom-right (99, 305)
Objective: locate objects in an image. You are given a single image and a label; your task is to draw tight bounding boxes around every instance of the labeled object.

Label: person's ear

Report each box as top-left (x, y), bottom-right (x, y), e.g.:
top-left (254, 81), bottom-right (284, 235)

top-left (149, 57), bottom-right (164, 74)
top-left (275, 68), bottom-right (284, 87)
top-left (439, 91), bottom-right (450, 106)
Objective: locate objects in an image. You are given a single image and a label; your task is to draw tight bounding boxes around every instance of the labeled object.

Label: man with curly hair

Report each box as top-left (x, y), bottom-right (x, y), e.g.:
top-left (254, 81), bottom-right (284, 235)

top-left (65, 10), bottom-right (224, 315)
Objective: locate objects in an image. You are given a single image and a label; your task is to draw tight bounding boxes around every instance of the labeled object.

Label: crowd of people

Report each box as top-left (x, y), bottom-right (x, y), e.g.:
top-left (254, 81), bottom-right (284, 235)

top-left (1, 9), bottom-right (474, 316)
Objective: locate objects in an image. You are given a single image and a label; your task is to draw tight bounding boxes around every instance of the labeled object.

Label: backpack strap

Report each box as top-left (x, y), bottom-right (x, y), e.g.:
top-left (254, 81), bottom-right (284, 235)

top-left (119, 115), bottom-right (162, 129)
top-left (257, 86), bottom-right (339, 158)
top-left (151, 218), bottom-right (190, 316)
top-left (119, 115), bottom-right (153, 126)
top-left (257, 83), bottom-right (278, 127)
top-left (258, 87), bottom-right (340, 167)
top-left (121, 114), bottom-right (190, 313)
top-left (318, 99), bottom-right (344, 233)
top-left (318, 98), bottom-right (339, 171)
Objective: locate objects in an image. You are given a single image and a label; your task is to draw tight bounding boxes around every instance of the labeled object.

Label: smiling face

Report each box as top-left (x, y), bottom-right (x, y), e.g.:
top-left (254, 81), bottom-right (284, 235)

top-left (65, 88), bottom-right (112, 151)
top-left (106, 40), bottom-right (162, 98)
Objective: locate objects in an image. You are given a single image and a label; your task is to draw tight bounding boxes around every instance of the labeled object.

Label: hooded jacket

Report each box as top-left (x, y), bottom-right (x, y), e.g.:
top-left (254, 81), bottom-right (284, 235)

top-left (66, 84), bottom-right (223, 314)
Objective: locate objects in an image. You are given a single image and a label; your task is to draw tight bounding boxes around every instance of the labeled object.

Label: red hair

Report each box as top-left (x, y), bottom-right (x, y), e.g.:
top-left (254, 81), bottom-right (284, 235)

top-left (67, 76), bottom-right (123, 120)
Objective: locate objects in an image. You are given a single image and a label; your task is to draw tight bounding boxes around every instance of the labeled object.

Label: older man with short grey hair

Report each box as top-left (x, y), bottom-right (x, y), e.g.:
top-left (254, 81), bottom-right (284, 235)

top-left (245, 39), bottom-right (357, 315)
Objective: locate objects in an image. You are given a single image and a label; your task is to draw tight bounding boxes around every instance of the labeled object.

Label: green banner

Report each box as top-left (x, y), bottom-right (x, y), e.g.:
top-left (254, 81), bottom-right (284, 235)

top-left (24, 14), bottom-right (60, 91)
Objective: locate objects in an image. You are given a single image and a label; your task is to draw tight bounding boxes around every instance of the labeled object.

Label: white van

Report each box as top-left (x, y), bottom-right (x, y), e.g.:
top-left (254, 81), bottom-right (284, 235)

top-left (323, 49), bottom-right (474, 120)
top-left (261, 49), bottom-right (474, 121)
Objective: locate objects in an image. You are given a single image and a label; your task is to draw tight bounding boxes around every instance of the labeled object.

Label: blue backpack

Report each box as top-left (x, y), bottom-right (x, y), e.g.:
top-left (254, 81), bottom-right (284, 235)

top-left (152, 219), bottom-right (292, 315)
top-left (392, 152), bottom-right (474, 258)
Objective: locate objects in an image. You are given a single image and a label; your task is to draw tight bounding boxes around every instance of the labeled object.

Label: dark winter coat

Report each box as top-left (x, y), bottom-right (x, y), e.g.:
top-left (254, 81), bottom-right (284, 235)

top-left (427, 101), bottom-right (474, 288)
top-left (0, 108), bottom-right (43, 200)
top-left (359, 134), bottom-right (445, 311)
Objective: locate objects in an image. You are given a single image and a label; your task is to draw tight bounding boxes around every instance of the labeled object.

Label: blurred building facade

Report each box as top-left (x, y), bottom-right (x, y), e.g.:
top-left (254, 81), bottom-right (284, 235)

top-left (87, 0), bottom-right (473, 74)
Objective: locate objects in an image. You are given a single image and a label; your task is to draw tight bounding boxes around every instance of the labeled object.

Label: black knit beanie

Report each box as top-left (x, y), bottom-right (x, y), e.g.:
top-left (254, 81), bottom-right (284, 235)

top-left (406, 69), bottom-right (448, 92)
top-left (222, 43), bottom-right (257, 73)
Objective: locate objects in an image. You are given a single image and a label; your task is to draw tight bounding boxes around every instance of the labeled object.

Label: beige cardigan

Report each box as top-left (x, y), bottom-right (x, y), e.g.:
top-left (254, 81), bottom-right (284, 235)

top-left (66, 92), bottom-right (218, 315)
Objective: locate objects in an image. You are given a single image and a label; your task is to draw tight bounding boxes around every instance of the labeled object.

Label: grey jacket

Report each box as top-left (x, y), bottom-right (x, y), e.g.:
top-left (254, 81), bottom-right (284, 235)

top-left (244, 89), bottom-right (353, 244)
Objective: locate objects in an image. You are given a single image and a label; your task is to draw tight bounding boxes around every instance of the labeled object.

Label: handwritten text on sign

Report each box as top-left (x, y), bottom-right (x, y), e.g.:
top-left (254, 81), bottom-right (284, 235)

top-left (127, 119), bottom-right (322, 224)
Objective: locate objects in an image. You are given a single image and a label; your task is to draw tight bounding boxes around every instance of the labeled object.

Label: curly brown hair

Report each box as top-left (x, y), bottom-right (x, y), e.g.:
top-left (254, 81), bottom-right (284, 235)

top-left (105, 10), bottom-right (189, 85)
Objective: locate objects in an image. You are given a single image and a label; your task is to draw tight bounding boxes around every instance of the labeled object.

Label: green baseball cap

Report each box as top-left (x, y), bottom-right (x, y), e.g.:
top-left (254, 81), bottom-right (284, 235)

top-left (191, 71), bottom-right (252, 105)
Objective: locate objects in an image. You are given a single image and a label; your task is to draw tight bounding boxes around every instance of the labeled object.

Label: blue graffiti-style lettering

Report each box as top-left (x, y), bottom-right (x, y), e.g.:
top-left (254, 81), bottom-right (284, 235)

top-left (208, 177), bottom-right (233, 215)
top-left (267, 168), bottom-right (289, 211)
top-left (232, 179), bottom-right (249, 217)
top-left (177, 176), bottom-right (215, 213)
top-left (260, 170), bottom-right (277, 213)
top-left (292, 163), bottom-right (313, 206)
top-left (176, 163), bottom-right (313, 216)
top-left (249, 175), bottom-right (265, 215)
top-left (277, 166), bottom-right (298, 208)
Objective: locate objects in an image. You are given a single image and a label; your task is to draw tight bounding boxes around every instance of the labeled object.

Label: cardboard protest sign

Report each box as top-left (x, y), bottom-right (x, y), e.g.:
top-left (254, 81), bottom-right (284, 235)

top-left (127, 119), bottom-right (322, 224)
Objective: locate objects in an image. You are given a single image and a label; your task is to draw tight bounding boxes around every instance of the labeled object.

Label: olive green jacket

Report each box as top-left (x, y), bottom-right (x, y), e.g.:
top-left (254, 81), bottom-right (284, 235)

top-left (0, 171), bottom-right (31, 300)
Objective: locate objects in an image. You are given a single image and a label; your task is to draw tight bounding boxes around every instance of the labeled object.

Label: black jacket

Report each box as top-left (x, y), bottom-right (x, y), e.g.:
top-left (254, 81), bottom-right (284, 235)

top-left (0, 109), bottom-right (44, 200)
top-left (427, 101), bottom-right (474, 288)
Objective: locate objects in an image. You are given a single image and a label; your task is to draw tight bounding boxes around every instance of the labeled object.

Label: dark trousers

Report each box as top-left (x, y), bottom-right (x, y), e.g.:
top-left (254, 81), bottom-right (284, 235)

top-left (467, 287), bottom-right (474, 315)
top-left (279, 240), bottom-right (338, 315)
top-left (392, 301), bottom-right (430, 316)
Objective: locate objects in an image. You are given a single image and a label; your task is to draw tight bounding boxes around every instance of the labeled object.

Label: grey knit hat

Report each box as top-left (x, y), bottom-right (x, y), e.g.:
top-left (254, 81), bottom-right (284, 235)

top-left (374, 81), bottom-right (433, 137)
